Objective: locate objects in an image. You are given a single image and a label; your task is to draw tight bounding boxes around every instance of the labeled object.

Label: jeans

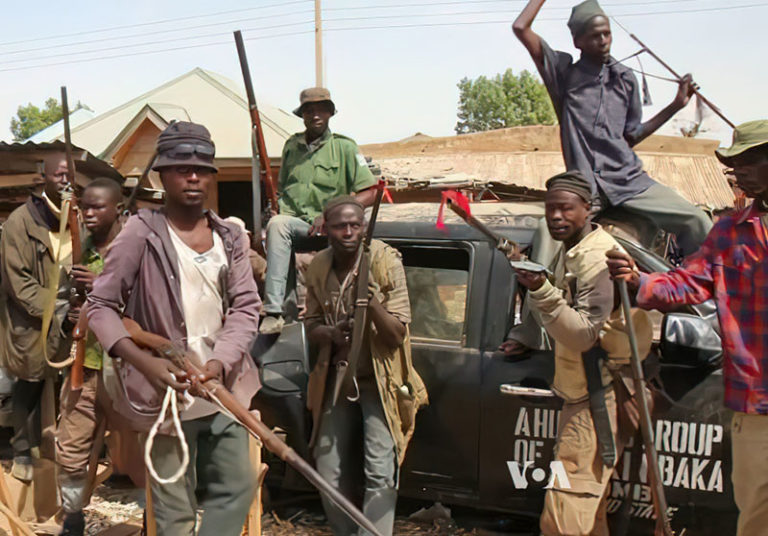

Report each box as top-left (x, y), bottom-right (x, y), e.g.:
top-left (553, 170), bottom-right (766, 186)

top-left (263, 215), bottom-right (311, 315)
top-left (314, 382), bottom-right (398, 536)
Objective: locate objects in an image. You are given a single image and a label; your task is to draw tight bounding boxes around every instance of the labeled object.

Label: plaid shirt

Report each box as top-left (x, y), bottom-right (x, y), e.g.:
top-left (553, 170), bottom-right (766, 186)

top-left (637, 202), bottom-right (768, 414)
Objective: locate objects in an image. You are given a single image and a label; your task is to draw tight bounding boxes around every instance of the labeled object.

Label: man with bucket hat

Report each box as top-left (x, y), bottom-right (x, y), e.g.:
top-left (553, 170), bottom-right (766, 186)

top-left (88, 121), bottom-right (262, 535)
top-left (260, 87), bottom-right (377, 333)
top-left (606, 120), bottom-right (768, 536)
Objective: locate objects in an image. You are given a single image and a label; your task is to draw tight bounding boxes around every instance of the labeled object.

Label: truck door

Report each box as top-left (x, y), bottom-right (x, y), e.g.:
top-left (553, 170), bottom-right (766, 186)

top-left (478, 248), bottom-right (563, 513)
top-left (390, 240), bottom-right (485, 500)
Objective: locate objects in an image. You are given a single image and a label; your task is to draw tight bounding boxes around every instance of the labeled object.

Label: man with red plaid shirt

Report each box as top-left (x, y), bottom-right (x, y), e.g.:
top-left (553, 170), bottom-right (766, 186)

top-left (606, 120), bottom-right (768, 536)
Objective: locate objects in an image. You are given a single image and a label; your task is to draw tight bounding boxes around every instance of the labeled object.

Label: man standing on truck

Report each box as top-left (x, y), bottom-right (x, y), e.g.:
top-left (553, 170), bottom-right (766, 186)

top-left (512, 0), bottom-right (711, 254)
top-left (502, 0), bottom-right (713, 357)
top-left (606, 120), bottom-right (768, 536)
top-left (261, 88), bottom-right (378, 334)
top-left (514, 171), bottom-right (652, 535)
top-left (303, 196), bottom-right (427, 536)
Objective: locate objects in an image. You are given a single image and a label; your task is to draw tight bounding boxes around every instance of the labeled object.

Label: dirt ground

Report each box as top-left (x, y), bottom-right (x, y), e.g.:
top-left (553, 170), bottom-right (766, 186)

top-left (81, 479), bottom-right (515, 535)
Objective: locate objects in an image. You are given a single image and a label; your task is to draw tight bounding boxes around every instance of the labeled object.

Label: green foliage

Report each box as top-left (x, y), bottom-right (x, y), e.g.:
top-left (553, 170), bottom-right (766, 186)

top-left (9, 98), bottom-right (91, 141)
top-left (455, 69), bottom-right (556, 134)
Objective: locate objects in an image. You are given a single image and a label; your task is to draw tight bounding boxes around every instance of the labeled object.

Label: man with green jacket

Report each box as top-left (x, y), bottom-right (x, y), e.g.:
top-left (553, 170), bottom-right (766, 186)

top-left (261, 88), bottom-right (377, 333)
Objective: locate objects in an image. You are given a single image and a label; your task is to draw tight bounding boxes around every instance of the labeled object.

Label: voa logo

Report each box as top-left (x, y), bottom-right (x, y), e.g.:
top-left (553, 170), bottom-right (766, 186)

top-left (506, 461), bottom-right (571, 489)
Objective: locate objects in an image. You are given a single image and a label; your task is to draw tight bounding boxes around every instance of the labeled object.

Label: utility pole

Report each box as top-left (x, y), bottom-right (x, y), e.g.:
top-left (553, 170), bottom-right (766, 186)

top-left (315, 0), bottom-right (323, 87)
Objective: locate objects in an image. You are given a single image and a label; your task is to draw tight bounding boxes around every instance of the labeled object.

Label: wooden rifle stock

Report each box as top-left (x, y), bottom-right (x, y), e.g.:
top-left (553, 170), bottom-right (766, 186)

top-left (121, 317), bottom-right (383, 536)
top-left (62, 86), bottom-right (87, 389)
top-left (234, 31), bottom-right (278, 216)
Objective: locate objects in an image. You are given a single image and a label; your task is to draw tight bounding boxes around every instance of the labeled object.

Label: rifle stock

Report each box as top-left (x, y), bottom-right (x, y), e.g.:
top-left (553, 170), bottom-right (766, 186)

top-left (234, 30), bottom-right (278, 223)
top-left (121, 317), bottom-right (383, 536)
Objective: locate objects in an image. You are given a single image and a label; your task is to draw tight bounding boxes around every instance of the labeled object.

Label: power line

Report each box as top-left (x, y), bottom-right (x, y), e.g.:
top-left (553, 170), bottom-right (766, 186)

top-left (0, 2), bottom-right (763, 74)
top-left (0, 19), bottom-right (314, 67)
top-left (0, 0), bottom-right (311, 48)
top-left (2, 9), bottom-right (314, 57)
top-left (320, 2), bottom-right (768, 28)
top-left (323, 0), bottom-right (703, 10)
top-left (0, 29), bottom-right (314, 74)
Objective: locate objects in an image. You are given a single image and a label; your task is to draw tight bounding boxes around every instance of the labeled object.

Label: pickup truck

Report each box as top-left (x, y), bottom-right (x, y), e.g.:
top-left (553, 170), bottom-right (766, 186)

top-left (251, 202), bottom-right (733, 535)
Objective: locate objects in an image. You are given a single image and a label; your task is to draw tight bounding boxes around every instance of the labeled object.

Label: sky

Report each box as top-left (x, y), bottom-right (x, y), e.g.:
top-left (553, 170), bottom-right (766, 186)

top-left (1, 0), bottom-right (766, 147)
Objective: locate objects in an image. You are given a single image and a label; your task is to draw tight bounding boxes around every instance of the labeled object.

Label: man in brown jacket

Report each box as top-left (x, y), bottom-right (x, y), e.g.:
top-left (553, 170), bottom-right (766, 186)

top-left (304, 196), bottom-right (427, 536)
top-left (88, 122), bottom-right (261, 535)
top-left (0, 152), bottom-right (77, 482)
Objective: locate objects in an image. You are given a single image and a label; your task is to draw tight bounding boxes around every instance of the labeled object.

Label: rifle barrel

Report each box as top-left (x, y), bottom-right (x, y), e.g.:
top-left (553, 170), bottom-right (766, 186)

top-left (618, 281), bottom-right (673, 536)
top-left (233, 30), bottom-right (277, 228)
top-left (625, 32), bottom-right (735, 129)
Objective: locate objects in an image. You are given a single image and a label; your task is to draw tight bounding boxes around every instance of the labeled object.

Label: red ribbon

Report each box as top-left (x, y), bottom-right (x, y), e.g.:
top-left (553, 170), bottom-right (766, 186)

top-left (436, 190), bottom-right (471, 230)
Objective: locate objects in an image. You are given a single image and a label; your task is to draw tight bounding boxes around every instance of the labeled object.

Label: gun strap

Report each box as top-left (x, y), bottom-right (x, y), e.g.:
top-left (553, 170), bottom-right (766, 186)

top-left (582, 345), bottom-right (617, 468)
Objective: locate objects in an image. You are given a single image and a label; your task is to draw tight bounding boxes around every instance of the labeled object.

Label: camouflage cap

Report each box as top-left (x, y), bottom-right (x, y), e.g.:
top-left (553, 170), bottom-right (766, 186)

top-left (715, 120), bottom-right (768, 164)
top-left (293, 87), bottom-right (336, 117)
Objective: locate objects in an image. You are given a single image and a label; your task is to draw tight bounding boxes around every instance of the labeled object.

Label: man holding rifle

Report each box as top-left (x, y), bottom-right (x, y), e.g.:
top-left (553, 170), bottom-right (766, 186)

top-left (0, 152), bottom-right (78, 482)
top-left (56, 178), bottom-right (124, 536)
top-left (514, 171), bottom-right (652, 535)
top-left (607, 120), bottom-right (768, 536)
top-left (87, 122), bottom-right (261, 535)
top-left (304, 196), bottom-right (427, 536)
top-left (261, 88), bottom-right (377, 334)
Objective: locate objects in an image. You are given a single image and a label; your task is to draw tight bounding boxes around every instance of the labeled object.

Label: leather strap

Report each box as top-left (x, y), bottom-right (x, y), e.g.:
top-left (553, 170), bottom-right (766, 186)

top-left (582, 345), bottom-right (617, 468)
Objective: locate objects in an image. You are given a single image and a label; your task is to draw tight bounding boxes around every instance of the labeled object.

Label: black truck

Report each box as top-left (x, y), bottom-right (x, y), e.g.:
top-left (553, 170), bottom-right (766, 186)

top-left (252, 202), bottom-right (734, 535)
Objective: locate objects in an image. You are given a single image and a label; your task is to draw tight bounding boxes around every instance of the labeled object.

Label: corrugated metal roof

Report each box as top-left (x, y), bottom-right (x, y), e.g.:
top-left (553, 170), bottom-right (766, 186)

top-left (363, 126), bottom-right (734, 210)
top-left (0, 141), bottom-right (123, 183)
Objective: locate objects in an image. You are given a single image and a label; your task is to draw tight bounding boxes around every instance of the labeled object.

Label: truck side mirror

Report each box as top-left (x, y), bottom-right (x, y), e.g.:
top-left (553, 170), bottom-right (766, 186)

top-left (659, 312), bottom-right (722, 369)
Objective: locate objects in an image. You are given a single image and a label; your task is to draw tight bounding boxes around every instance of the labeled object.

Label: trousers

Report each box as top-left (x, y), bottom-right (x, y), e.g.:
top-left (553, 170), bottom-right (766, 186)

top-left (263, 215), bottom-right (311, 315)
top-left (11, 379), bottom-right (44, 455)
top-left (145, 413), bottom-right (255, 536)
top-left (731, 412), bottom-right (768, 536)
top-left (314, 382), bottom-right (398, 536)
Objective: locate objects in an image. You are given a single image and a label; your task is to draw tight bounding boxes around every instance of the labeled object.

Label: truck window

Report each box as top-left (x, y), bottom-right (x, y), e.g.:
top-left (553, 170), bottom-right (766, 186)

top-left (398, 246), bottom-right (470, 343)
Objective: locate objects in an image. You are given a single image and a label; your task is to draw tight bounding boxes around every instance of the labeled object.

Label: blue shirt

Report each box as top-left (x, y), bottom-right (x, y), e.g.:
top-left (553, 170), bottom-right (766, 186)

top-left (538, 40), bottom-right (656, 205)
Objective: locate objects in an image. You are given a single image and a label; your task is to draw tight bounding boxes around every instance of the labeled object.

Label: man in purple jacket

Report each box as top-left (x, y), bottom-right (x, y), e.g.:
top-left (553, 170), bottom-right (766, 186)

top-left (87, 122), bottom-right (261, 535)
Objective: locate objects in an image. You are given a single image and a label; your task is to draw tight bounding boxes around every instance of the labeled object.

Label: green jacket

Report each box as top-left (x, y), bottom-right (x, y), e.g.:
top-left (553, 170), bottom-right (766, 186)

top-left (0, 195), bottom-right (74, 380)
top-left (278, 129), bottom-right (376, 223)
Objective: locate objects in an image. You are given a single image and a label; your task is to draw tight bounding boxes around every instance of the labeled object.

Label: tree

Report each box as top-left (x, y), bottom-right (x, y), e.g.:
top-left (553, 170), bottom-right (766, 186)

top-left (455, 69), bottom-right (556, 134)
top-left (9, 98), bottom-right (90, 141)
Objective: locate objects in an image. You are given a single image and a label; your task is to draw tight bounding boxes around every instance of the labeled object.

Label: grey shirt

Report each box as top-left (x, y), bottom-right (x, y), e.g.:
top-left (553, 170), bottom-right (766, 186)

top-left (538, 39), bottom-right (656, 205)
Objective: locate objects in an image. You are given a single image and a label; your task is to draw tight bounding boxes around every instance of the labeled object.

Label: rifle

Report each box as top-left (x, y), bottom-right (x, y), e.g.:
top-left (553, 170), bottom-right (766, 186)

top-left (121, 317), bottom-right (383, 536)
top-left (618, 280), bottom-right (673, 536)
top-left (611, 18), bottom-right (735, 129)
top-left (123, 151), bottom-right (157, 217)
top-left (331, 181), bottom-right (386, 406)
top-left (50, 86), bottom-right (86, 381)
top-left (439, 190), bottom-right (520, 258)
top-left (234, 30), bottom-right (278, 238)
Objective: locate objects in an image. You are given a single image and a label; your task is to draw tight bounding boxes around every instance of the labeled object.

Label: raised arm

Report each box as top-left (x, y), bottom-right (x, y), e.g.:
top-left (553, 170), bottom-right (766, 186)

top-left (625, 74), bottom-right (695, 146)
top-left (512, 0), bottom-right (547, 65)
